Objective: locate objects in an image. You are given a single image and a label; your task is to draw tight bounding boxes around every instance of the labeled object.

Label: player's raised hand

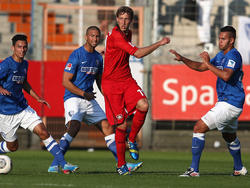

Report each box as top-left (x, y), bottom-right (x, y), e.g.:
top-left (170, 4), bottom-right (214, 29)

top-left (83, 92), bottom-right (96, 101)
top-left (169, 49), bottom-right (183, 61)
top-left (0, 87), bottom-right (11, 96)
top-left (159, 37), bottom-right (170, 45)
top-left (37, 98), bottom-right (51, 108)
top-left (200, 51), bottom-right (210, 66)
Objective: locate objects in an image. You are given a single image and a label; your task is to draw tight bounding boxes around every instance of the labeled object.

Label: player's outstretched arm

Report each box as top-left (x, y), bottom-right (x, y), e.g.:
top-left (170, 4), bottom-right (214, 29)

top-left (169, 49), bottom-right (208, 72)
top-left (133, 37), bottom-right (170, 58)
top-left (200, 51), bottom-right (233, 81)
top-left (23, 80), bottom-right (50, 108)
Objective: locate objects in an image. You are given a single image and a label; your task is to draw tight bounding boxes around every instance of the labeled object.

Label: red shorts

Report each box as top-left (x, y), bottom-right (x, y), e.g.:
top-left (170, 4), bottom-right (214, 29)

top-left (102, 78), bottom-right (147, 126)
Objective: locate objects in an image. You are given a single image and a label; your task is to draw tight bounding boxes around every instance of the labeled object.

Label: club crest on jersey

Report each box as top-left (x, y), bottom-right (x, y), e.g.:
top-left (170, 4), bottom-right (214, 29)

top-left (116, 114), bottom-right (123, 120)
top-left (65, 63), bottom-right (72, 70)
top-left (227, 59), bottom-right (236, 68)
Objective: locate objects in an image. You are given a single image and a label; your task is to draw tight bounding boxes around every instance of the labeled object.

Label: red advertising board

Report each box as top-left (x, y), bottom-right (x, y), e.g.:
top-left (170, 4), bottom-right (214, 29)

top-left (24, 61), bottom-right (65, 117)
top-left (152, 65), bottom-right (250, 121)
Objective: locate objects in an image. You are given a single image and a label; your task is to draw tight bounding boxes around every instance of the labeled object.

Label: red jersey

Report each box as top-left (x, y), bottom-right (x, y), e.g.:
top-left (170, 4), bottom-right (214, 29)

top-left (103, 26), bottom-right (138, 81)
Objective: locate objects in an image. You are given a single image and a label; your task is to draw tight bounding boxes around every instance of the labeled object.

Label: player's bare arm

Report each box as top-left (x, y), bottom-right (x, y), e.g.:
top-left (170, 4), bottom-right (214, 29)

top-left (0, 85), bottom-right (11, 96)
top-left (133, 37), bottom-right (170, 58)
top-left (169, 49), bottom-right (208, 72)
top-left (63, 71), bottom-right (96, 101)
top-left (200, 51), bottom-right (234, 81)
top-left (95, 74), bottom-right (103, 94)
top-left (23, 80), bottom-right (50, 108)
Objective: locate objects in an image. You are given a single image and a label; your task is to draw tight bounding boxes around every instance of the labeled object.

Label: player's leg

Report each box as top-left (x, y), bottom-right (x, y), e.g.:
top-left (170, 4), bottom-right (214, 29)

top-left (102, 80), bottom-right (130, 175)
top-left (0, 131), bottom-right (18, 153)
top-left (125, 80), bottom-right (148, 160)
top-left (180, 102), bottom-right (224, 177)
top-left (0, 136), bottom-right (18, 153)
top-left (32, 123), bottom-right (78, 173)
top-left (180, 119), bottom-right (208, 177)
top-left (49, 98), bottom-right (84, 172)
top-left (96, 120), bottom-right (118, 161)
top-left (220, 103), bottom-right (247, 176)
top-left (49, 120), bottom-right (81, 171)
top-left (0, 114), bottom-right (20, 153)
top-left (222, 132), bottom-right (247, 175)
top-left (59, 120), bottom-right (81, 153)
top-left (115, 123), bottom-right (130, 175)
top-left (19, 106), bottom-right (78, 173)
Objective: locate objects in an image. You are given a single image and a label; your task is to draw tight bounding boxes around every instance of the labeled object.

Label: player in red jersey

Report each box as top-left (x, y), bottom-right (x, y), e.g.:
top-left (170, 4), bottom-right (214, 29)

top-left (102, 6), bottom-right (171, 175)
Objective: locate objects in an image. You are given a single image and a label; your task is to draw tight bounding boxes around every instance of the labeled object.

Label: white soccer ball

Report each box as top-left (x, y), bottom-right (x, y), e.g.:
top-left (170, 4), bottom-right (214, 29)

top-left (0, 155), bottom-right (12, 174)
top-left (213, 140), bottom-right (221, 148)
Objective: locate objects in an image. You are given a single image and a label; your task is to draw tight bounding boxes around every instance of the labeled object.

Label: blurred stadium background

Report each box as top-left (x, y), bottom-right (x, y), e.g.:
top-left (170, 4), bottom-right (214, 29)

top-left (0, 0), bottom-right (250, 152)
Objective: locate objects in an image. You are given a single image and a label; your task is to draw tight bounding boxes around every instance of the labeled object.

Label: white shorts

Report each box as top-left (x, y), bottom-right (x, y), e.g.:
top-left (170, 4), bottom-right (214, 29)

top-left (0, 106), bottom-right (42, 142)
top-left (201, 102), bottom-right (242, 133)
top-left (64, 97), bottom-right (106, 126)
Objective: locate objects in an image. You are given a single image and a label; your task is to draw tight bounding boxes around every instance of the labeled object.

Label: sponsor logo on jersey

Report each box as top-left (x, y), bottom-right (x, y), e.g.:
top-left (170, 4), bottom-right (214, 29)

top-left (65, 63), bottom-right (72, 70)
top-left (80, 67), bottom-right (98, 74)
top-left (81, 61), bottom-right (87, 64)
top-left (12, 75), bottom-right (25, 84)
top-left (116, 114), bottom-right (123, 120)
top-left (227, 59), bottom-right (236, 68)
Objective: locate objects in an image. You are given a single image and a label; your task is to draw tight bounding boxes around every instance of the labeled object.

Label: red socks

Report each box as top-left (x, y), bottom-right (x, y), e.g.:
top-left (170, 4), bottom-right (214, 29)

top-left (115, 128), bottom-right (126, 167)
top-left (128, 110), bottom-right (147, 143)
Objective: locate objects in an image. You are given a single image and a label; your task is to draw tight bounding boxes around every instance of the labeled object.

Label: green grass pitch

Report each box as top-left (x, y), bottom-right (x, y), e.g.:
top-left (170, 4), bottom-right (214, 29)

top-left (1, 150), bottom-right (250, 188)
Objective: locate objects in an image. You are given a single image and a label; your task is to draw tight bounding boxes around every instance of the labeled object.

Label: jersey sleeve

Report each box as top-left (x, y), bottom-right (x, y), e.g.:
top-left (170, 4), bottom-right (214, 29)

top-left (113, 32), bottom-right (138, 55)
top-left (0, 61), bottom-right (9, 80)
top-left (64, 51), bottom-right (78, 74)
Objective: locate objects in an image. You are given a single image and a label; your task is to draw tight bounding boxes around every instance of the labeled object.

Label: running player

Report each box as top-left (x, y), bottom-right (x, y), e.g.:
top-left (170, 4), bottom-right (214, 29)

top-left (102, 6), bottom-right (170, 175)
top-left (48, 26), bottom-right (142, 173)
top-left (0, 34), bottom-right (78, 174)
top-left (170, 26), bottom-right (247, 177)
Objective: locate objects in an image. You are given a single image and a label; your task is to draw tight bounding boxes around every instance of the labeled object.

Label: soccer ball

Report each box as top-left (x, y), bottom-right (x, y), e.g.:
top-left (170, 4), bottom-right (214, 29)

top-left (0, 155), bottom-right (12, 174)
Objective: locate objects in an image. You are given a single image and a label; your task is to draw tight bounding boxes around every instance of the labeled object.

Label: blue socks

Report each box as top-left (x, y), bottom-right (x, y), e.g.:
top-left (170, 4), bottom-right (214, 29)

top-left (0, 141), bottom-right (10, 154)
top-left (227, 137), bottom-right (243, 171)
top-left (105, 133), bottom-right (118, 161)
top-left (43, 136), bottom-right (67, 168)
top-left (191, 133), bottom-right (205, 172)
top-left (50, 133), bottom-right (73, 167)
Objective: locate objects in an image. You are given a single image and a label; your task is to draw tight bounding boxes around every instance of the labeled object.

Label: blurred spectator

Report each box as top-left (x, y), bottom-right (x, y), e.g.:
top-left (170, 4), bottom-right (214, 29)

top-left (196, 0), bottom-right (213, 46)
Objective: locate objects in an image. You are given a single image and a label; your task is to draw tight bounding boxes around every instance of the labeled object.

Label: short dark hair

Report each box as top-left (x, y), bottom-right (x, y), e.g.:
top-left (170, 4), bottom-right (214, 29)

top-left (220, 26), bottom-right (236, 39)
top-left (11, 34), bottom-right (27, 46)
top-left (116, 6), bottom-right (134, 20)
top-left (86, 26), bottom-right (101, 35)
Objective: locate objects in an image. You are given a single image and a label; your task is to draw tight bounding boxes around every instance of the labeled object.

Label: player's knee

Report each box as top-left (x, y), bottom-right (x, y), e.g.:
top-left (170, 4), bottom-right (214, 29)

top-left (7, 141), bottom-right (18, 152)
top-left (39, 129), bottom-right (50, 140)
top-left (222, 132), bottom-right (236, 143)
top-left (67, 120), bottom-right (81, 138)
top-left (193, 120), bottom-right (209, 133)
top-left (101, 120), bottom-right (114, 136)
top-left (137, 98), bottom-right (149, 112)
top-left (33, 123), bottom-right (50, 140)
